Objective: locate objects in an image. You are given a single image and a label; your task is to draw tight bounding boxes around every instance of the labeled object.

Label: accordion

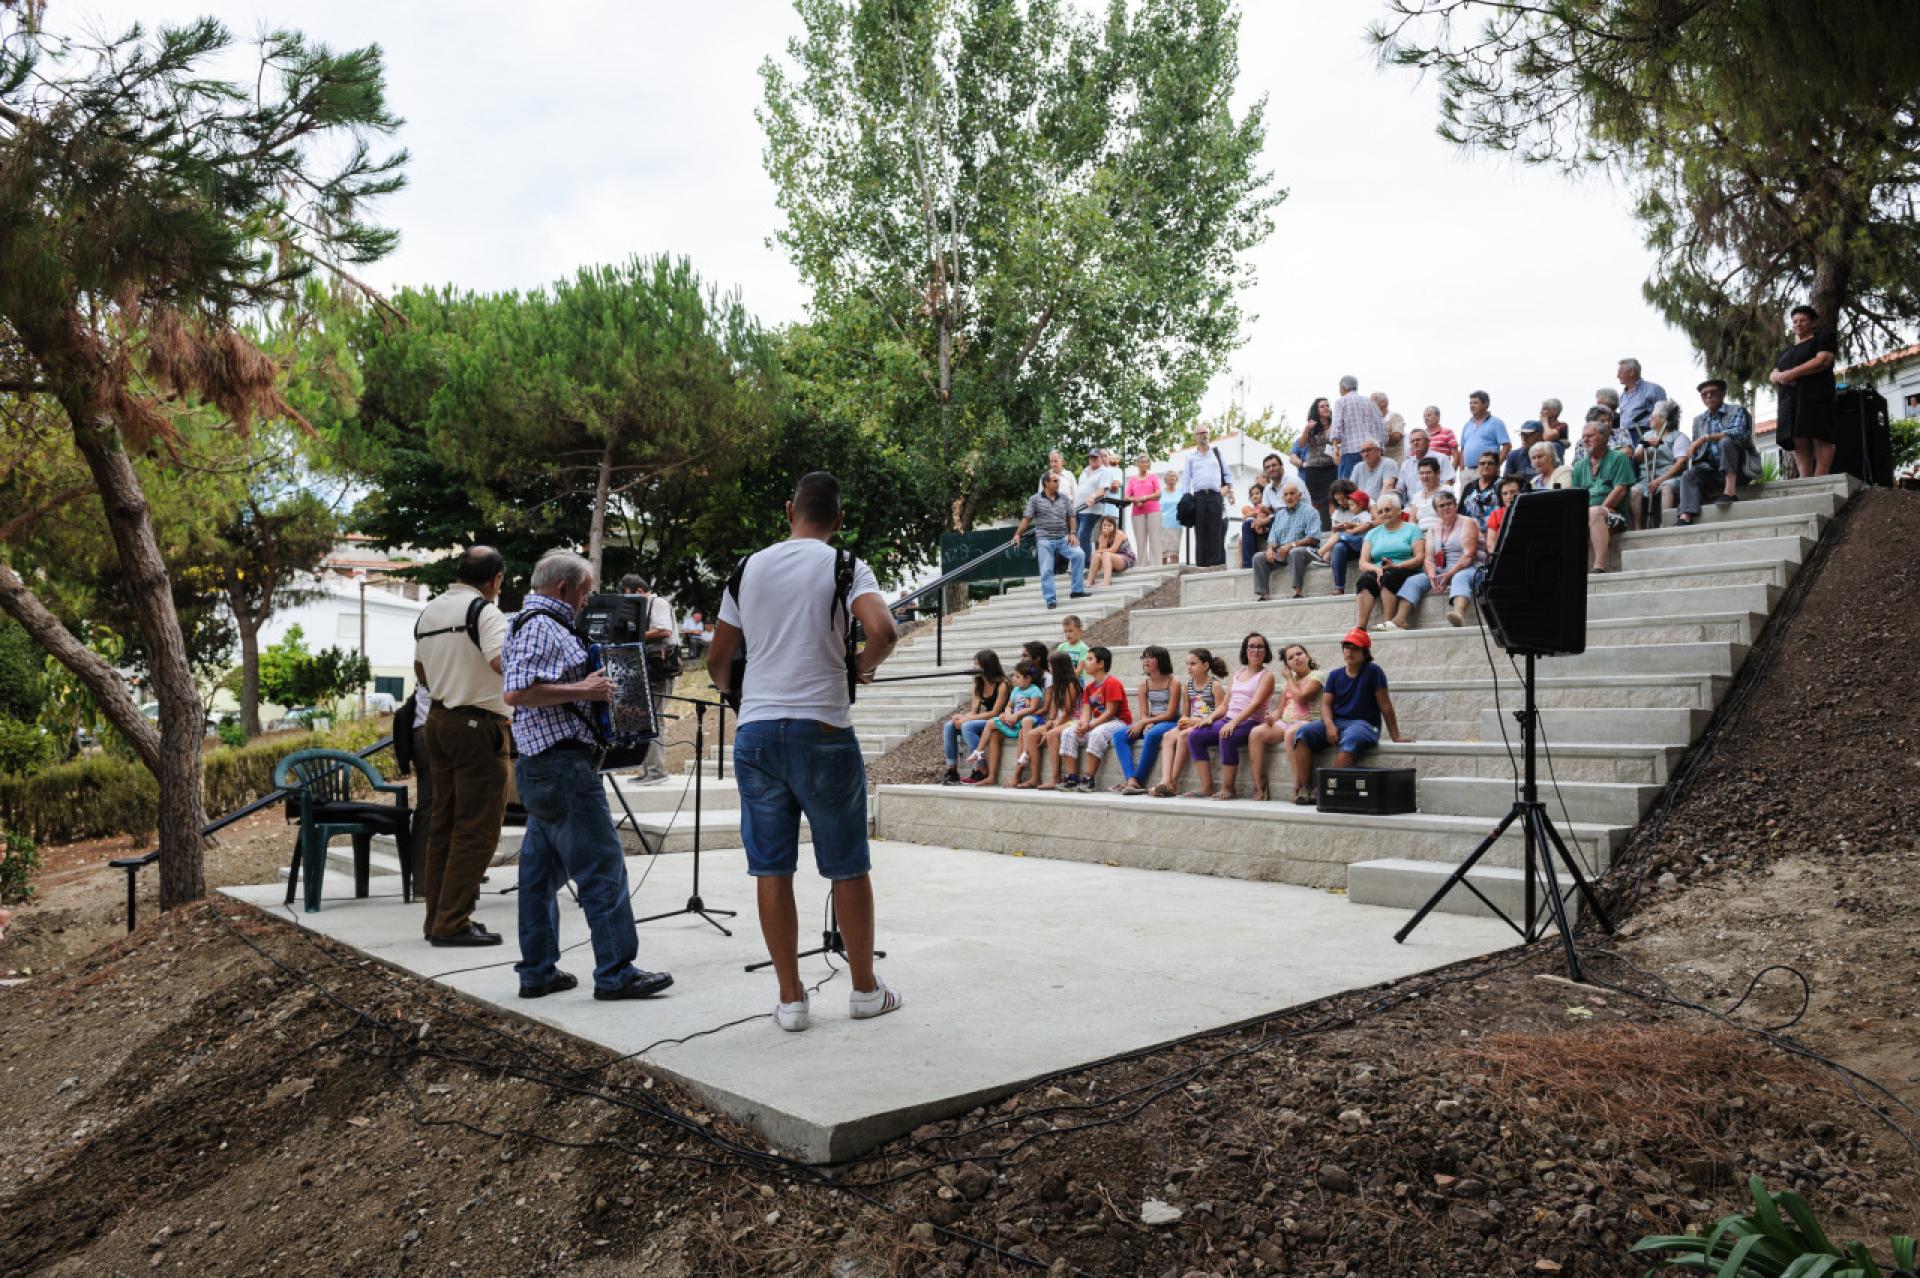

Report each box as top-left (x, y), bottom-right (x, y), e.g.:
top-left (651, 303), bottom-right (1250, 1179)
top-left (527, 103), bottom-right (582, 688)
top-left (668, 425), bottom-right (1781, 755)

top-left (589, 641), bottom-right (659, 769)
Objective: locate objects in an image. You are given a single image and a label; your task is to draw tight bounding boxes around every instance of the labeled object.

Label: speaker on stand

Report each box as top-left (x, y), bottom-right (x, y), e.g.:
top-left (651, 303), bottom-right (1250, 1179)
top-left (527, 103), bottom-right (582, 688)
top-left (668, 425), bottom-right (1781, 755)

top-left (1831, 386), bottom-right (1892, 486)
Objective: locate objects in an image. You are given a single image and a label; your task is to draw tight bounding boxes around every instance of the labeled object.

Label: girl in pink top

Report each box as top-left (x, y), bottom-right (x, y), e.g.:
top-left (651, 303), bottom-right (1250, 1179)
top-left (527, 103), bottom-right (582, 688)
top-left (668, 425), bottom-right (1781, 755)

top-left (1245, 643), bottom-right (1324, 801)
top-left (1181, 633), bottom-right (1275, 800)
top-left (1125, 454), bottom-right (1165, 565)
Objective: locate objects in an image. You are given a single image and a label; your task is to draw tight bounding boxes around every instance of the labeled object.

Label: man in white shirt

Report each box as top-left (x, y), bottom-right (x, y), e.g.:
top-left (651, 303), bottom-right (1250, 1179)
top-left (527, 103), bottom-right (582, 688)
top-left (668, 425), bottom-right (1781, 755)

top-left (1179, 426), bottom-right (1230, 566)
top-left (1399, 428), bottom-right (1456, 493)
top-left (1038, 450), bottom-right (1077, 498)
top-left (412, 546), bottom-right (510, 947)
top-left (1371, 391), bottom-right (1408, 461)
top-left (1349, 440), bottom-right (1395, 500)
top-left (709, 472), bottom-right (903, 1033)
top-left (618, 574), bottom-right (678, 784)
top-left (1075, 448), bottom-right (1122, 549)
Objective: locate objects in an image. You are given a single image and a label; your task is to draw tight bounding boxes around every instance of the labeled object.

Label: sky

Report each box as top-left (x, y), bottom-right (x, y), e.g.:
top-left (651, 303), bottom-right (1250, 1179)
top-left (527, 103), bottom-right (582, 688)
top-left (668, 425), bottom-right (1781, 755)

top-left (75, 0), bottom-right (1738, 433)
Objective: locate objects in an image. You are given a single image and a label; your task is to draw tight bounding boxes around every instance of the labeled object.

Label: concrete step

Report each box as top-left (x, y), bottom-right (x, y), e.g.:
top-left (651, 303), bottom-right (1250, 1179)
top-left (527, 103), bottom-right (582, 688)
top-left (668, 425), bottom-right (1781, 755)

top-left (871, 784), bottom-right (1623, 891)
top-left (1132, 581), bottom-right (1780, 646)
top-left (1654, 489), bottom-right (1843, 528)
top-left (1348, 857), bottom-right (1594, 921)
top-left (617, 808), bottom-right (829, 854)
top-left (604, 772), bottom-right (741, 811)
top-left (1417, 776), bottom-right (1659, 824)
top-left (1621, 534), bottom-right (1812, 574)
top-left (324, 841), bottom-right (406, 879)
top-left (1178, 557), bottom-right (1795, 609)
top-left (1480, 705), bottom-right (1709, 746)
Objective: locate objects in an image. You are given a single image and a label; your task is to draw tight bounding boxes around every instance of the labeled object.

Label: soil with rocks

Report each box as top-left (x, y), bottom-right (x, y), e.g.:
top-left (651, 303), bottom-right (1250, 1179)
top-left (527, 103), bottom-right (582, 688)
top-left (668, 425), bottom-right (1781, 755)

top-left (866, 572), bottom-right (1187, 789)
top-left (3, 492), bottom-right (1919, 1277)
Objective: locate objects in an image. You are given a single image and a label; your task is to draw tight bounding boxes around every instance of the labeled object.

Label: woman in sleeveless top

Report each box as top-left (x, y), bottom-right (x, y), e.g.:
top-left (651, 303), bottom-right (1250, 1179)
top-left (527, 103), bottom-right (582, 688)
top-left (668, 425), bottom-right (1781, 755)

top-left (1244, 643), bottom-right (1324, 801)
top-left (1114, 646), bottom-right (1182, 795)
top-left (1149, 649), bottom-right (1228, 797)
top-left (1399, 489), bottom-right (1485, 627)
top-left (1182, 634), bottom-right (1276, 799)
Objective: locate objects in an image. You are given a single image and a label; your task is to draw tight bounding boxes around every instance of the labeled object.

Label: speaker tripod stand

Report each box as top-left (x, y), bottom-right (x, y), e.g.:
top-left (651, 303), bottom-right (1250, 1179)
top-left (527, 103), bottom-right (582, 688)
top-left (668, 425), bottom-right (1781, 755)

top-left (1394, 653), bottom-right (1614, 980)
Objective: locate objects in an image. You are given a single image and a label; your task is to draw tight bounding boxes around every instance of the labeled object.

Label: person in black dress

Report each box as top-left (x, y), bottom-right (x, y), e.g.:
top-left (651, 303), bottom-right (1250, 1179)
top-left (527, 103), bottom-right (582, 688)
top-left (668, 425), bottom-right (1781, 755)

top-left (1771, 304), bottom-right (1838, 478)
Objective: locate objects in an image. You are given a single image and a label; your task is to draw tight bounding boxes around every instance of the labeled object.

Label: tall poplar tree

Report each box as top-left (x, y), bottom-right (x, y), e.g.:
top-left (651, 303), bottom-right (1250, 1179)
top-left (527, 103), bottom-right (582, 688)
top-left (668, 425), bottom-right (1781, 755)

top-left (760, 0), bottom-right (1281, 528)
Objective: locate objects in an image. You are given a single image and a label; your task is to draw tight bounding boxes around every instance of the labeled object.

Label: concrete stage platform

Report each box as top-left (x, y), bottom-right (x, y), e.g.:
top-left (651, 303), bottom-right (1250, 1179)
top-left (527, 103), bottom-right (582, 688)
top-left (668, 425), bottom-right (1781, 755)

top-left (221, 841), bottom-right (1511, 1161)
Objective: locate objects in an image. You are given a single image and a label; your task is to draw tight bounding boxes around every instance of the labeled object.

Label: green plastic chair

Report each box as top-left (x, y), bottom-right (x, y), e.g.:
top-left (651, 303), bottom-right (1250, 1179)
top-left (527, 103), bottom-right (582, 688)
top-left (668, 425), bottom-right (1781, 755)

top-left (274, 748), bottom-right (415, 913)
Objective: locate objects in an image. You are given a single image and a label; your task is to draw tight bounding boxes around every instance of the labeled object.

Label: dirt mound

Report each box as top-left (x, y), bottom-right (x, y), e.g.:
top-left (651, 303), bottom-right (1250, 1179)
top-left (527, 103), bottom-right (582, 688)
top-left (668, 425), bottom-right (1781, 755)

top-left (3, 490), bottom-right (1919, 1277)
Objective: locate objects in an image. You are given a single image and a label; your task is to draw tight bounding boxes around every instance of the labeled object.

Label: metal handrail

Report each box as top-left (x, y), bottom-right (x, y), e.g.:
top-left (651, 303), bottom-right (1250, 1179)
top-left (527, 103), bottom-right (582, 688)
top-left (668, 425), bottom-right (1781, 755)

top-left (889, 528), bottom-right (1036, 669)
top-left (109, 734), bottom-right (396, 931)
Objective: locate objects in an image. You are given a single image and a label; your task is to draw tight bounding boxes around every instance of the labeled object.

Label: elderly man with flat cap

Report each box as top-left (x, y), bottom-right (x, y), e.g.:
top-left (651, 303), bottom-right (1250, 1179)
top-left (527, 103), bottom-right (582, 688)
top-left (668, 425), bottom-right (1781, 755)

top-left (1675, 378), bottom-right (1758, 525)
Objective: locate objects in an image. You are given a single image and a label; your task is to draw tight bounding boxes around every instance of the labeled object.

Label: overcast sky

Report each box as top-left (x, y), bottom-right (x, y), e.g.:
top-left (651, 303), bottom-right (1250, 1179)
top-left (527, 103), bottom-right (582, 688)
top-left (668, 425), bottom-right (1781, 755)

top-left (81, 0), bottom-right (1742, 432)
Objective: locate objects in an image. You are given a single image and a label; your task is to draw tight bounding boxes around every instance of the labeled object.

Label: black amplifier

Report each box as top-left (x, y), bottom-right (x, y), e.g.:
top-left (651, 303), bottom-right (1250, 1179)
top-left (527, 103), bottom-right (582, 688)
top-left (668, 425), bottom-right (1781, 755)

top-left (1316, 767), bottom-right (1416, 815)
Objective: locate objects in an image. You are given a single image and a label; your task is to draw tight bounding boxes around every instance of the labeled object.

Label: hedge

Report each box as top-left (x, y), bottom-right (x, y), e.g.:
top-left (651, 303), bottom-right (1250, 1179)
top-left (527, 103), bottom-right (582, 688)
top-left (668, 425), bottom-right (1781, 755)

top-left (0, 719), bottom-right (388, 847)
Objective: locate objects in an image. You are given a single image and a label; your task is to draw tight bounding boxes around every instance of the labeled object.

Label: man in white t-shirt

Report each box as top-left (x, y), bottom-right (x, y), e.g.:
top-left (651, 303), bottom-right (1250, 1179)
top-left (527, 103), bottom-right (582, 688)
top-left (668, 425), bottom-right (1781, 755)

top-left (709, 472), bottom-right (903, 1033)
top-left (1037, 450), bottom-right (1078, 498)
top-left (1075, 448), bottom-right (1122, 548)
top-left (618, 574), bottom-right (677, 784)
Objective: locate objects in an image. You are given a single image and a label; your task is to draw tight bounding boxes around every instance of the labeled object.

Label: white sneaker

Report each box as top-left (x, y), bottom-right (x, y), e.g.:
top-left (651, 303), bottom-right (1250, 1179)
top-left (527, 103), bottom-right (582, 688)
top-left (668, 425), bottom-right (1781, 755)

top-left (849, 976), bottom-right (904, 1021)
top-left (774, 995), bottom-right (811, 1032)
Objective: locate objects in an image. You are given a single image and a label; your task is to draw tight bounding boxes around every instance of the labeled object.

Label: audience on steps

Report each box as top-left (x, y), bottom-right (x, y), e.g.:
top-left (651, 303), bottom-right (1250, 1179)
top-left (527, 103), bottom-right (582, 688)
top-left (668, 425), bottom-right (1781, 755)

top-left (1113, 646), bottom-right (1183, 796)
top-left (1244, 643), bottom-right (1323, 802)
top-left (941, 650), bottom-right (1009, 786)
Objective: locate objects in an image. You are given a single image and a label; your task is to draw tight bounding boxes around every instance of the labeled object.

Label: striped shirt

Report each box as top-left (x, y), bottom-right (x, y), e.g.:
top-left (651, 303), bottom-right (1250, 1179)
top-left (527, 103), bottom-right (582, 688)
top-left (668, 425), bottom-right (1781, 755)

top-left (503, 593), bottom-right (597, 757)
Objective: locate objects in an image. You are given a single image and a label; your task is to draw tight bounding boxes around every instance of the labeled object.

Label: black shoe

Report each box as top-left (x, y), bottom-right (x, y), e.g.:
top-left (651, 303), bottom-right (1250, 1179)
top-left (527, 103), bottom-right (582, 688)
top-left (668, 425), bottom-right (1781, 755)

top-left (519, 971), bottom-right (579, 999)
top-left (941, 766), bottom-right (961, 785)
top-left (594, 970), bottom-right (674, 1000)
top-left (429, 923), bottom-right (503, 948)
top-left (1069, 591), bottom-right (1091, 598)
top-left (1045, 601), bottom-right (1058, 609)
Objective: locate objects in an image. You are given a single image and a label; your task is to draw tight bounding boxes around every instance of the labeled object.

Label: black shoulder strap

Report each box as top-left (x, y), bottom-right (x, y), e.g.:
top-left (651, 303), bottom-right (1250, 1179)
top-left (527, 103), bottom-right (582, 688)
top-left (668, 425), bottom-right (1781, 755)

top-left (725, 553), bottom-right (752, 611)
top-left (415, 595), bottom-right (488, 648)
top-left (1214, 447), bottom-right (1227, 484)
top-left (833, 548), bottom-right (859, 704)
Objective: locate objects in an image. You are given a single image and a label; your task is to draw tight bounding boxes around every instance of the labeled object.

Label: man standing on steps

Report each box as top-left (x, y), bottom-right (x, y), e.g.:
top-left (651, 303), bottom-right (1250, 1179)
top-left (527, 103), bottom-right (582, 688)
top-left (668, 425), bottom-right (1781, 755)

top-left (1181, 425), bottom-right (1230, 567)
top-left (1012, 472), bottom-right (1085, 609)
top-left (709, 472), bottom-right (903, 1033)
top-left (413, 545), bottom-right (510, 948)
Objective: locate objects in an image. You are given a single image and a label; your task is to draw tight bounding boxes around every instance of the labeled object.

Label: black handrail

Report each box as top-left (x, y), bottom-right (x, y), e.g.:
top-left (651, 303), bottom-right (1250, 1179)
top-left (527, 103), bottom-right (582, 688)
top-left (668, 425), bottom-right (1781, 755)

top-left (109, 734), bottom-right (396, 932)
top-left (889, 528), bottom-right (1036, 669)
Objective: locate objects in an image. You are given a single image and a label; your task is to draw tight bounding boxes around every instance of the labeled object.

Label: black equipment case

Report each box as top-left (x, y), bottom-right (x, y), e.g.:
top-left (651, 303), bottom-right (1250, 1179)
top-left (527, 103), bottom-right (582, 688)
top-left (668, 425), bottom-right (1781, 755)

top-left (1316, 767), bottom-right (1417, 815)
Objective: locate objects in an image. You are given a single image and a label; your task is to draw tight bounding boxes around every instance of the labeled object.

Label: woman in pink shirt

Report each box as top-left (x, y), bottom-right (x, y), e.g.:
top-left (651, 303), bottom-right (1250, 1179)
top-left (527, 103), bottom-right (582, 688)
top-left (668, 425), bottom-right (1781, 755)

top-left (1125, 453), bottom-right (1164, 566)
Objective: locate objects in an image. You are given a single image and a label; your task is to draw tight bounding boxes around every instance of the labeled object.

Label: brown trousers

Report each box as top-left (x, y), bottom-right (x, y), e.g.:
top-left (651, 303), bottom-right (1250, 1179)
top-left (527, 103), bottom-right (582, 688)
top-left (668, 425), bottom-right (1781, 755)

top-left (420, 705), bottom-right (509, 938)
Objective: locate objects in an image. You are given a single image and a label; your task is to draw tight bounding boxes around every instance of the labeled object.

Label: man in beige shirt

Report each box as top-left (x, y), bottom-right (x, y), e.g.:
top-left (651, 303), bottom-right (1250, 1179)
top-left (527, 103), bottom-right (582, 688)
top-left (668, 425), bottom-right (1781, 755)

top-left (413, 546), bottom-right (511, 946)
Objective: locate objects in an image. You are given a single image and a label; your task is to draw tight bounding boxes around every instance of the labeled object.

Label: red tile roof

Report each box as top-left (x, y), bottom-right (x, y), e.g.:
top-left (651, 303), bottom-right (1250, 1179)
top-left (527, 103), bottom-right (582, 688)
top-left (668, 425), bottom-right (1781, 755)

top-left (1842, 343), bottom-right (1920, 378)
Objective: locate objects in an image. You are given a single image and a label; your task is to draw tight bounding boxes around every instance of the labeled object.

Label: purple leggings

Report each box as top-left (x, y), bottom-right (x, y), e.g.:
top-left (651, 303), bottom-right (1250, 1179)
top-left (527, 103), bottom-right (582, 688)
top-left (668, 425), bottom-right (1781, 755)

top-left (1187, 718), bottom-right (1257, 767)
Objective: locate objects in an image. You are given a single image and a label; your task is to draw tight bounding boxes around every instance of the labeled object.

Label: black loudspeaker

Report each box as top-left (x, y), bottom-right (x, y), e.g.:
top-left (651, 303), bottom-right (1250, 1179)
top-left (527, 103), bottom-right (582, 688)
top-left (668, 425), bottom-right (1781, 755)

top-left (1316, 767), bottom-right (1416, 815)
top-left (1832, 387), bottom-right (1893, 486)
top-left (1477, 487), bottom-right (1587, 657)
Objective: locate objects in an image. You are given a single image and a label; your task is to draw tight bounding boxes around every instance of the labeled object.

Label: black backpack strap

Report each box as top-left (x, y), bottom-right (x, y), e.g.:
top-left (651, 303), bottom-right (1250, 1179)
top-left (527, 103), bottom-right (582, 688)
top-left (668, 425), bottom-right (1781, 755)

top-left (833, 548), bottom-right (859, 703)
top-left (415, 595), bottom-right (489, 647)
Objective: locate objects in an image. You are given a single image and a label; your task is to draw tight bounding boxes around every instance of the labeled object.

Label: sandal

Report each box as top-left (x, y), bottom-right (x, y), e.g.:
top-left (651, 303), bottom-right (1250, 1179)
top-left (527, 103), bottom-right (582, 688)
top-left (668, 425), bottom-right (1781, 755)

top-left (1149, 784), bottom-right (1175, 798)
top-left (1251, 784), bottom-right (1269, 802)
top-left (1036, 782), bottom-right (1058, 791)
top-left (1180, 789), bottom-right (1211, 799)
top-left (1210, 789), bottom-right (1235, 801)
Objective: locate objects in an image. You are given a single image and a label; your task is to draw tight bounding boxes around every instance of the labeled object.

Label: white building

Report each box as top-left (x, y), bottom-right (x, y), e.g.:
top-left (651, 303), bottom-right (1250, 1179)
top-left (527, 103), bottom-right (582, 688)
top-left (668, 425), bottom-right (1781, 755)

top-left (255, 576), bottom-right (427, 712)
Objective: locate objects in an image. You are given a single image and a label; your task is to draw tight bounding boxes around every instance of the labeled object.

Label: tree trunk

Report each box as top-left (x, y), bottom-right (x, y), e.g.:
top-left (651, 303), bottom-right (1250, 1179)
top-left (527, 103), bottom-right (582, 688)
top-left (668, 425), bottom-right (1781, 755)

top-left (232, 590), bottom-right (263, 739)
top-left (1809, 252), bottom-right (1852, 342)
top-left (68, 413), bottom-right (208, 908)
top-left (587, 442), bottom-right (614, 582)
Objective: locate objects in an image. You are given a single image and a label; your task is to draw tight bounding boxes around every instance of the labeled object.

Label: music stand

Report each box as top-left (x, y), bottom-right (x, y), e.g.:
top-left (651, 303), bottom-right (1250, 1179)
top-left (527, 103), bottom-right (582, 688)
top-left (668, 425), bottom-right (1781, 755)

top-left (632, 694), bottom-right (737, 937)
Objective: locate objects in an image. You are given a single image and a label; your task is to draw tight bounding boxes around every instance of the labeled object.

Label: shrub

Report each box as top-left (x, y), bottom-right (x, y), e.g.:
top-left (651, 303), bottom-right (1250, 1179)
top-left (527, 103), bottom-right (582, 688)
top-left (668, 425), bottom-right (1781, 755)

top-left (0, 716), bottom-right (55, 776)
top-left (0, 829), bottom-right (39, 904)
top-left (216, 720), bottom-right (246, 748)
top-left (1633, 1175), bottom-right (1916, 1276)
top-left (0, 719), bottom-right (388, 846)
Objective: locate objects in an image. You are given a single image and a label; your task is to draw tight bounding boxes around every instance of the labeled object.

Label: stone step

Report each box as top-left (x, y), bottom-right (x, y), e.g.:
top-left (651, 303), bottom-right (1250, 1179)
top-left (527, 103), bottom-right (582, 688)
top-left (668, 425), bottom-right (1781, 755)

top-left (1620, 534), bottom-right (1812, 574)
top-left (1132, 581), bottom-right (1780, 646)
top-left (616, 808), bottom-right (834, 854)
top-left (1654, 489), bottom-right (1843, 528)
top-left (1480, 705), bottom-right (1709, 746)
top-left (1417, 776), bottom-right (1659, 824)
top-left (1347, 858), bottom-right (1593, 922)
top-left (1178, 556), bottom-right (1795, 609)
top-left (871, 784), bottom-right (1624, 890)
top-left (603, 772), bottom-right (742, 811)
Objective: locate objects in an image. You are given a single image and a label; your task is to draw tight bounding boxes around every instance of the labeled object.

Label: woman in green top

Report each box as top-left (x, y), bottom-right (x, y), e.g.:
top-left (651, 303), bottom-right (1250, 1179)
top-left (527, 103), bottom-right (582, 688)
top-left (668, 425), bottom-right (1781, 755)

top-left (1353, 493), bottom-right (1428, 631)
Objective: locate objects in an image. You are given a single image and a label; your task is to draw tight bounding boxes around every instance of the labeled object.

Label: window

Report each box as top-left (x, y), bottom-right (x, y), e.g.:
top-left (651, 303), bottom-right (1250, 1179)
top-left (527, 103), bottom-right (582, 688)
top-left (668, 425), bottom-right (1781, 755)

top-left (373, 675), bottom-right (405, 701)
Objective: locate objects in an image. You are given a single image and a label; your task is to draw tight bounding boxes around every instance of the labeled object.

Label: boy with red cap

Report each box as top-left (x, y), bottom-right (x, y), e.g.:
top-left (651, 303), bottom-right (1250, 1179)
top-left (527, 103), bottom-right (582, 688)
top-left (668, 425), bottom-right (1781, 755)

top-left (1287, 628), bottom-right (1413, 804)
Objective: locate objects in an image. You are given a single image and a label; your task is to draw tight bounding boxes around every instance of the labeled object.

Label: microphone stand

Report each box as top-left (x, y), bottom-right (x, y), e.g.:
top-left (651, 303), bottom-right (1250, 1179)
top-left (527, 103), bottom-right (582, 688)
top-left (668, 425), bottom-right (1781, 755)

top-left (632, 692), bottom-right (738, 937)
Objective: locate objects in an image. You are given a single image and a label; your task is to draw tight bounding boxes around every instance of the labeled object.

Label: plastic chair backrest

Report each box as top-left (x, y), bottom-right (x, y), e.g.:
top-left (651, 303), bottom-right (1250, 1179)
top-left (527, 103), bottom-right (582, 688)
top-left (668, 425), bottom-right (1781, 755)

top-left (273, 748), bottom-right (384, 806)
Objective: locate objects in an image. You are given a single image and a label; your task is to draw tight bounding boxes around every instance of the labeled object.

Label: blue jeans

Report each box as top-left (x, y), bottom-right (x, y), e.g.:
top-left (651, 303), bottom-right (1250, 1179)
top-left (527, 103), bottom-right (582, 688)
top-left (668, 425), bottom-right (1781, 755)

top-left (734, 719), bottom-right (871, 879)
top-left (943, 718), bottom-right (988, 764)
top-left (1337, 452), bottom-right (1362, 480)
top-left (1036, 535), bottom-right (1086, 604)
top-left (1400, 565), bottom-right (1481, 605)
top-left (1075, 511), bottom-right (1103, 552)
top-left (1329, 533), bottom-right (1365, 592)
top-left (1119, 720), bottom-right (1179, 780)
top-left (514, 747), bottom-right (643, 994)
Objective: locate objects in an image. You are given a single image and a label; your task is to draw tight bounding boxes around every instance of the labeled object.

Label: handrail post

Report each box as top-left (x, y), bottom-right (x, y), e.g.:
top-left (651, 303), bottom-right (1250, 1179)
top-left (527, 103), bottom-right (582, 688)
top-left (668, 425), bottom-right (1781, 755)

top-left (716, 700), bottom-right (726, 780)
top-left (936, 586), bottom-right (943, 668)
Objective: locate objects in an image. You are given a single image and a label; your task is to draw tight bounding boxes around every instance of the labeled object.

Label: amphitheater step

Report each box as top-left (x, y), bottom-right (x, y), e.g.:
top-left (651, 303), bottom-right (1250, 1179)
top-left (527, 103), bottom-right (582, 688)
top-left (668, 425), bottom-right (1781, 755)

top-left (1620, 534), bottom-right (1812, 573)
top-left (1178, 557), bottom-right (1797, 609)
top-left (1654, 488), bottom-right (1843, 528)
top-left (870, 784), bottom-right (1624, 891)
top-left (1416, 776), bottom-right (1659, 824)
top-left (604, 772), bottom-right (741, 811)
top-left (1480, 705), bottom-right (1709, 746)
top-left (1347, 857), bottom-right (1592, 921)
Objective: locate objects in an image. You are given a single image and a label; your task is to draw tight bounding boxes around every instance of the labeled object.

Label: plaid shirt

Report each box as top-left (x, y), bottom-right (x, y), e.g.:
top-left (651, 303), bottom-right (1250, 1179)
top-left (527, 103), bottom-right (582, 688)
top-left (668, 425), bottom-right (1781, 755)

top-left (1265, 498), bottom-right (1323, 549)
top-left (1330, 391), bottom-right (1387, 453)
top-left (503, 593), bottom-right (596, 757)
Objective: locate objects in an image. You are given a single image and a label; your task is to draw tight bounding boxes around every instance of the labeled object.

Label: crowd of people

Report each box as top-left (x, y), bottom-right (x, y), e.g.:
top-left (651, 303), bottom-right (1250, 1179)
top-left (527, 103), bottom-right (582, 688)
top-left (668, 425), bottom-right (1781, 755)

top-left (940, 617), bottom-right (1411, 804)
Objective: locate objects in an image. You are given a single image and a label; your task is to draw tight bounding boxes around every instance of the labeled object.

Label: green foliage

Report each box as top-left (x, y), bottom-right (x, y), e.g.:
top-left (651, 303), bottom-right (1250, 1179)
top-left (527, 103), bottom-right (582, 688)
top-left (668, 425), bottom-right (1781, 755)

top-left (216, 721), bottom-right (247, 749)
top-left (256, 626), bottom-right (370, 709)
top-left (0, 829), bottom-right (39, 905)
top-left (0, 621), bottom-right (46, 722)
top-left (1890, 419), bottom-right (1920, 474)
top-left (0, 720), bottom-right (383, 847)
top-left (760, 0), bottom-right (1280, 528)
top-left (0, 718), bottom-right (54, 776)
top-left (1374, 1), bottom-right (1920, 386)
top-left (1760, 456), bottom-right (1783, 485)
top-left (1633, 1175), bottom-right (1916, 1277)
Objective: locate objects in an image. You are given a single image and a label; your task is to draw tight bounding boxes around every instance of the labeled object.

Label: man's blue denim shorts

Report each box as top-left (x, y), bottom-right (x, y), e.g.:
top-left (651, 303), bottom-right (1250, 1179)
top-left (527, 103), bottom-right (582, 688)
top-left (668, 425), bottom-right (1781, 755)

top-left (1294, 717), bottom-right (1381, 756)
top-left (733, 718), bottom-right (871, 879)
